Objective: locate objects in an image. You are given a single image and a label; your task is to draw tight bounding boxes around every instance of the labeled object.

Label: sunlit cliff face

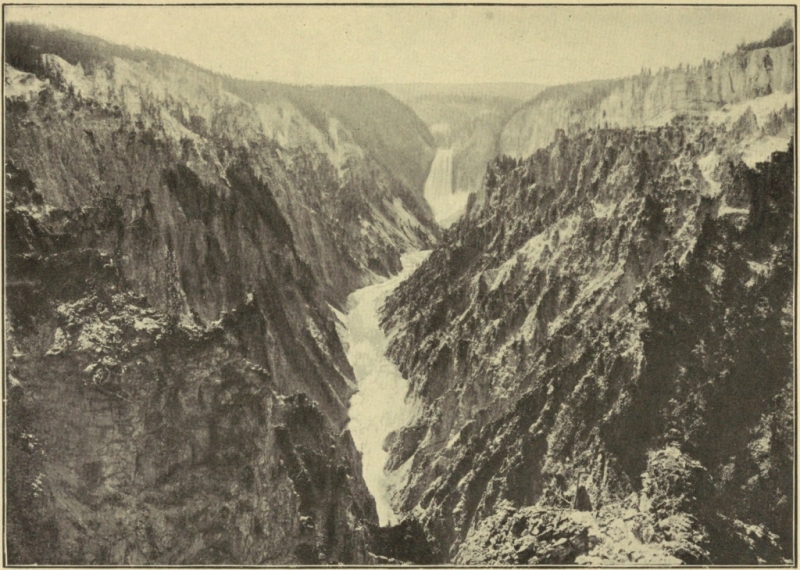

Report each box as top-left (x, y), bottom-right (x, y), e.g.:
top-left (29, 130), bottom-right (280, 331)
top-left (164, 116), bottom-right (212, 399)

top-left (499, 41), bottom-right (794, 160)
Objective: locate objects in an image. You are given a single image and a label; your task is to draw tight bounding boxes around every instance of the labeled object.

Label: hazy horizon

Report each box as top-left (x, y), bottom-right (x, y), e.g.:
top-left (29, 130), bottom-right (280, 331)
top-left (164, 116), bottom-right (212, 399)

top-left (5, 5), bottom-right (794, 87)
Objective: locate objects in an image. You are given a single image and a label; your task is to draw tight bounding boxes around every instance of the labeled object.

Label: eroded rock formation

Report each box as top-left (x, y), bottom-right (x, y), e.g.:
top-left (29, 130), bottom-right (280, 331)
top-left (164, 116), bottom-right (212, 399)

top-left (381, 73), bottom-right (794, 563)
top-left (500, 26), bottom-right (794, 161)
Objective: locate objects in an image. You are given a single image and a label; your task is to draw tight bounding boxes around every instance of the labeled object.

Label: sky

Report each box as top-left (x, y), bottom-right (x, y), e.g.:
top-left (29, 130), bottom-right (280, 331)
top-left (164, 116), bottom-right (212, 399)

top-left (5, 5), bottom-right (794, 86)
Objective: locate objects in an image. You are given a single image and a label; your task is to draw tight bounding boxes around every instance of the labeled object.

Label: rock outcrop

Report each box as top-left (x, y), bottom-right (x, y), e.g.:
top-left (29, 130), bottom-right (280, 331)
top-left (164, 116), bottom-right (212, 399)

top-left (381, 65), bottom-right (794, 562)
top-left (4, 24), bottom-right (437, 564)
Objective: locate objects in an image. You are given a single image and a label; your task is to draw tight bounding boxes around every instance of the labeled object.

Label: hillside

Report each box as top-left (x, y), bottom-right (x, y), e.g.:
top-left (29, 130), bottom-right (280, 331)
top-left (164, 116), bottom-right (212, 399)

top-left (5, 23), bottom-right (439, 307)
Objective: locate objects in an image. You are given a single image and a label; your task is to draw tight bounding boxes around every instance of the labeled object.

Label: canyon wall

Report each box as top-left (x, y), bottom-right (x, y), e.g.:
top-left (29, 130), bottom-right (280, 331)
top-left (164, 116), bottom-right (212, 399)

top-left (6, 24), bottom-right (439, 308)
top-left (4, 24), bottom-right (437, 564)
top-left (500, 34), bottom-right (794, 160)
top-left (381, 53), bottom-right (794, 562)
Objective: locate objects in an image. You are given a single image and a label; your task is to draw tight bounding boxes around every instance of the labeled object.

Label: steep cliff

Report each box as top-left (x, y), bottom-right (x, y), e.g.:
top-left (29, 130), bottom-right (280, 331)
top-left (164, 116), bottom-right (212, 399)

top-left (381, 90), bottom-right (794, 562)
top-left (500, 25), bottom-right (794, 161)
top-left (4, 24), bottom-right (437, 564)
top-left (5, 24), bottom-right (439, 308)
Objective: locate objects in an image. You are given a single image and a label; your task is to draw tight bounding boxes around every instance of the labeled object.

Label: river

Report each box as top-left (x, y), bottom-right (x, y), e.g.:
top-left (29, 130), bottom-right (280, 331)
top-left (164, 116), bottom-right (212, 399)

top-left (340, 250), bottom-right (429, 526)
top-left (341, 149), bottom-right (465, 526)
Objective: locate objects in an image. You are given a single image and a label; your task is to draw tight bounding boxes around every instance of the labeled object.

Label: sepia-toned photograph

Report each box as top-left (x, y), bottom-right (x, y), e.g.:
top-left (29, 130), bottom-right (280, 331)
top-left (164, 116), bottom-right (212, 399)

top-left (3, 4), bottom-right (796, 565)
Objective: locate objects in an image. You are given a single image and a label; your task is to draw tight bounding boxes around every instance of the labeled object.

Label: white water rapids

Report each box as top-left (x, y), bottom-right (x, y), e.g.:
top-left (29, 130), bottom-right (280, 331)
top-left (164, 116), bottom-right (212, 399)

top-left (340, 150), bottom-right (467, 526)
top-left (341, 251), bottom-right (429, 526)
top-left (424, 148), bottom-right (471, 227)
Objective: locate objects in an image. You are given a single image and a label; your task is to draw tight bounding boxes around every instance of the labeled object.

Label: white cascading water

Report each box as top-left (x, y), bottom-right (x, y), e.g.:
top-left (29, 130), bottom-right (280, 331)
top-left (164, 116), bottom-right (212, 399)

top-left (341, 250), bottom-right (430, 526)
top-left (424, 148), bottom-right (471, 227)
top-left (341, 150), bottom-right (467, 526)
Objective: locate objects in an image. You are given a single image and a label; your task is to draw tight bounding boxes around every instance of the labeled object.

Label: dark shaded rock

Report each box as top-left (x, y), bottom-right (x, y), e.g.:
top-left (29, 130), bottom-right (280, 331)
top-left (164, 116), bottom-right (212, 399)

top-left (1, 23), bottom-right (442, 564)
top-left (384, 423), bottom-right (428, 471)
top-left (573, 486), bottom-right (592, 512)
top-left (366, 517), bottom-right (443, 565)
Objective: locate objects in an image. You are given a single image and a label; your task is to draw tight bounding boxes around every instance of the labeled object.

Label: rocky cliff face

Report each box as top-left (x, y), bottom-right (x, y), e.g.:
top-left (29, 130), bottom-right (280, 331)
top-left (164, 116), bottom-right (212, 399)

top-left (500, 31), bottom-right (794, 161)
top-left (5, 24), bottom-right (438, 308)
top-left (4, 24), bottom-right (437, 564)
top-left (381, 88), bottom-right (794, 562)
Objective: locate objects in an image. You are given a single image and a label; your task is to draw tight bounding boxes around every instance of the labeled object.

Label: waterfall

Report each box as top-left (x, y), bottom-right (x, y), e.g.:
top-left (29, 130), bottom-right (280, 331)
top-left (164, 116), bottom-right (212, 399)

top-left (424, 148), bottom-right (471, 227)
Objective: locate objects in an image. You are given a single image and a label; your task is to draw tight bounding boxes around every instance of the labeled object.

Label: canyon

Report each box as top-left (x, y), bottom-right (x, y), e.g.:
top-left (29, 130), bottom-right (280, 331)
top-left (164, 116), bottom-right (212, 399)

top-left (4, 19), bottom-right (796, 566)
top-left (385, 83), bottom-right (546, 228)
top-left (340, 250), bottom-right (429, 526)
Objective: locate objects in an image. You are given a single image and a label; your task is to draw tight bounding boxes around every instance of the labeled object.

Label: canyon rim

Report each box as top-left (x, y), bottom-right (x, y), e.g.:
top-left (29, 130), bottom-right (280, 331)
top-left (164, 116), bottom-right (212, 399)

top-left (3, 5), bottom-right (797, 566)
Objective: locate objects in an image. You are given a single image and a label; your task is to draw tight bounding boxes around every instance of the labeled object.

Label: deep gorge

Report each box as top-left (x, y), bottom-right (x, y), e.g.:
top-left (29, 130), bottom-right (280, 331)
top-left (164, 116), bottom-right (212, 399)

top-left (4, 18), bottom-right (796, 566)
